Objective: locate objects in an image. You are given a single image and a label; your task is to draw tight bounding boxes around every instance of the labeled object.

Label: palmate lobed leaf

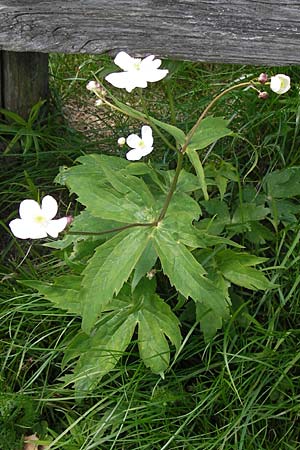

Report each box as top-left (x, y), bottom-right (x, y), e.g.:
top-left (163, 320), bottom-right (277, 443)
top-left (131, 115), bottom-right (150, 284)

top-left (64, 280), bottom-right (181, 391)
top-left (153, 228), bottom-right (229, 320)
top-left (80, 227), bottom-right (153, 333)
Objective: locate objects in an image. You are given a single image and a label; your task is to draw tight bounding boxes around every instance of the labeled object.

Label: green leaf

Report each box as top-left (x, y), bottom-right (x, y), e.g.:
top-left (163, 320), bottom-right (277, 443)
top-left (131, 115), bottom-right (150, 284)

top-left (113, 97), bottom-right (186, 145)
top-left (153, 229), bottom-right (229, 319)
top-left (216, 251), bottom-right (273, 290)
top-left (161, 214), bottom-right (241, 250)
top-left (55, 154), bottom-right (128, 187)
top-left (163, 169), bottom-right (200, 193)
top-left (150, 117), bottom-right (186, 146)
top-left (196, 303), bottom-right (223, 341)
top-left (187, 117), bottom-right (233, 151)
top-left (45, 210), bottom-right (122, 250)
top-left (57, 155), bottom-right (157, 224)
top-left (165, 192), bottom-right (201, 222)
top-left (186, 148), bottom-right (209, 200)
top-left (232, 203), bottom-right (270, 224)
top-left (64, 280), bottom-right (181, 390)
top-left (132, 240), bottom-right (157, 291)
top-left (72, 309), bottom-right (137, 391)
top-left (216, 249), bottom-right (268, 267)
top-left (219, 263), bottom-right (274, 290)
top-left (81, 227), bottom-right (152, 332)
top-left (136, 290), bottom-right (181, 374)
top-left (264, 167), bottom-right (300, 198)
top-left (196, 272), bottom-right (230, 340)
top-left (102, 165), bottom-right (155, 208)
top-left (22, 275), bottom-right (83, 315)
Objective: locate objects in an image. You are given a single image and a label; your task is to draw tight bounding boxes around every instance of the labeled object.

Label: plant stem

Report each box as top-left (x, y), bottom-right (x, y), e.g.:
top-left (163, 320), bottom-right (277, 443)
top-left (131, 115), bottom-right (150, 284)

top-left (181, 81), bottom-right (253, 154)
top-left (156, 151), bottom-right (184, 222)
top-left (156, 81), bottom-right (255, 222)
top-left (68, 221), bottom-right (154, 237)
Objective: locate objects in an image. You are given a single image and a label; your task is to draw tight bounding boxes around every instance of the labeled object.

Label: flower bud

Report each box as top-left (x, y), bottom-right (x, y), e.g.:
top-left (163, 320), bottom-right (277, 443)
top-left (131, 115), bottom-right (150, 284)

top-left (86, 81), bottom-right (101, 91)
top-left (66, 215), bottom-right (74, 225)
top-left (258, 91), bottom-right (269, 100)
top-left (95, 99), bottom-right (103, 106)
top-left (146, 269), bottom-right (156, 280)
top-left (117, 137), bottom-right (126, 146)
top-left (258, 73), bottom-right (268, 84)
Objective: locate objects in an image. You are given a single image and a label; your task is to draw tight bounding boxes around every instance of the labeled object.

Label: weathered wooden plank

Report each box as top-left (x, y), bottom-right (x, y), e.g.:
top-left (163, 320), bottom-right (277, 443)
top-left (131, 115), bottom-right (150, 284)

top-left (0, 51), bottom-right (48, 118)
top-left (0, 1), bottom-right (300, 65)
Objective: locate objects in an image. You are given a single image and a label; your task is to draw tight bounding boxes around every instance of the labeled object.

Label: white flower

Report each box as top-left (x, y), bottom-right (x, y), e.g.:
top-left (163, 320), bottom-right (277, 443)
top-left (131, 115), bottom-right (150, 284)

top-left (126, 126), bottom-right (153, 161)
top-left (9, 195), bottom-right (68, 239)
top-left (270, 74), bottom-right (291, 94)
top-left (105, 51), bottom-right (168, 93)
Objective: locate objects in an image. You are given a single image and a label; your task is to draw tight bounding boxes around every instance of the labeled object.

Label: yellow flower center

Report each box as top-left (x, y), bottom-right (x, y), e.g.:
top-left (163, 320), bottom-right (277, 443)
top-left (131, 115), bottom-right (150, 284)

top-left (34, 215), bottom-right (47, 224)
top-left (134, 62), bottom-right (141, 71)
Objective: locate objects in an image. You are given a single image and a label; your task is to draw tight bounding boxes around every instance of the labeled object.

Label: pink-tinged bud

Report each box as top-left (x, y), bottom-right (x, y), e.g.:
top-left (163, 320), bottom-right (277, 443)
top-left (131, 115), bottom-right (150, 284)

top-left (86, 81), bottom-right (101, 91)
top-left (258, 73), bottom-right (268, 84)
top-left (258, 91), bottom-right (269, 100)
top-left (66, 215), bottom-right (74, 225)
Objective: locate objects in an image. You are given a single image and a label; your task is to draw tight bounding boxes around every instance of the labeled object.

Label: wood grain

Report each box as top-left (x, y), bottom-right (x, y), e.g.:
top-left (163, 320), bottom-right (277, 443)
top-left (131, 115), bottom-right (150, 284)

top-left (0, 51), bottom-right (48, 118)
top-left (0, 0), bottom-right (300, 65)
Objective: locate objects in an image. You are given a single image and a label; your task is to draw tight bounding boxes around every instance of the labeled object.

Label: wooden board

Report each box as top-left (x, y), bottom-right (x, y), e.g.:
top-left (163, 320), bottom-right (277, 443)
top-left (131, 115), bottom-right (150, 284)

top-left (0, 0), bottom-right (300, 65)
top-left (0, 51), bottom-right (48, 118)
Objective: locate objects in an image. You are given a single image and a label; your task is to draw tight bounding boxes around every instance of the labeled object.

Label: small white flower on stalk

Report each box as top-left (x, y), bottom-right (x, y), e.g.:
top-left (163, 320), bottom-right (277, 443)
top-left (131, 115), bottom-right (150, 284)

top-left (270, 74), bottom-right (291, 94)
top-left (9, 195), bottom-right (69, 239)
top-left (126, 125), bottom-right (153, 161)
top-left (117, 137), bottom-right (126, 146)
top-left (105, 51), bottom-right (168, 93)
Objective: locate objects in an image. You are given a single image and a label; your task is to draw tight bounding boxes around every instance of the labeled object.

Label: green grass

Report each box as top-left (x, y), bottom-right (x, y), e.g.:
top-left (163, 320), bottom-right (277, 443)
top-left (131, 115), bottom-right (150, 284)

top-left (1, 54), bottom-right (300, 449)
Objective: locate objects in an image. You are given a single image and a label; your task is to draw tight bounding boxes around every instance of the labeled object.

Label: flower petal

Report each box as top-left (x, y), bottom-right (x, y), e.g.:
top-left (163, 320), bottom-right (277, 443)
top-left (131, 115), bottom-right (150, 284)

top-left (143, 69), bottom-right (169, 83)
top-left (140, 146), bottom-right (153, 157)
top-left (19, 199), bottom-right (41, 221)
top-left (126, 133), bottom-right (142, 149)
top-left (141, 126), bottom-right (153, 147)
top-left (9, 218), bottom-right (47, 239)
top-left (141, 55), bottom-right (161, 70)
top-left (46, 217), bottom-right (68, 238)
top-left (126, 148), bottom-right (144, 161)
top-left (270, 74), bottom-right (291, 94)
top-left (41, 195), bottom-right (58, 220)
top-left (114, 51), bottom-right (136, 71)
top-left (105, 72), bottom-right (133, 90)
